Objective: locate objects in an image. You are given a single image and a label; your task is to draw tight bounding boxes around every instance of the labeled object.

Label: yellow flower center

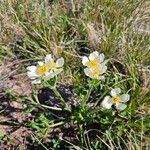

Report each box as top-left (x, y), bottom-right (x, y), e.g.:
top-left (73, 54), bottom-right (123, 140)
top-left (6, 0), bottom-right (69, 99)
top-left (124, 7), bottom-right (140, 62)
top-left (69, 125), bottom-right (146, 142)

top-left (112, 96), bottom-right (121, 104)
top-left (49, 62), bottom-right (57, 70)
top-left (91, 70), bottom-right (101, 77)
top-left (37, 65), bottom-right (48, 76)
top-left (88, 59), bottom-right (99, 68)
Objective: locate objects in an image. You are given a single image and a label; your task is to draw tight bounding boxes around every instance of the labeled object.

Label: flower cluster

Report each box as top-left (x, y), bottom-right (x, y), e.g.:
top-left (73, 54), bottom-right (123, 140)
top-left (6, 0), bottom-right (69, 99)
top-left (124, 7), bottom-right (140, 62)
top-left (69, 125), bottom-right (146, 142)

top-left (27, 51), bottom-right (130, 111)
top-left (27, 54), bottom-right (64, 84)
top-left (82, 51), bottom-right (107, 79)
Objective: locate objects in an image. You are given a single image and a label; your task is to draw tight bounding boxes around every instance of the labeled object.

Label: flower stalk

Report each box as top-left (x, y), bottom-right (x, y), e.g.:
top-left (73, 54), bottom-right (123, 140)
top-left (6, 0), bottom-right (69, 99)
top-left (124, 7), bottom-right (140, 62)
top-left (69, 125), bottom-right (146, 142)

top-left (52, 87), bottom-right (67, 107)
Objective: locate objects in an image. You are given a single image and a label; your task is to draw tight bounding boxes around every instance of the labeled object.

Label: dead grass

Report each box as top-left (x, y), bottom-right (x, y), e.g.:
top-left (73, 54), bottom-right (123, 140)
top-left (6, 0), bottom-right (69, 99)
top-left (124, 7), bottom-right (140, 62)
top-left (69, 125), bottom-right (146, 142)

top-left (0, 0), bottom-right (150, 149)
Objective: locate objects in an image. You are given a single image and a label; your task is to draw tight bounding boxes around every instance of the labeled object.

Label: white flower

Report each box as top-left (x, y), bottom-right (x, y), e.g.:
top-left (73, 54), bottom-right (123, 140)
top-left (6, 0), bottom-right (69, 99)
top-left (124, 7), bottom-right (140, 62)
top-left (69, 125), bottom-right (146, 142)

top-left (82, 51), bottom-right (105, 69)
top-left (27, 54), bottom-right (64, 84)
top-left (45, 54), bottom-right (64, 76)
top-left (84, 65), bottom-right (107, 80)
top-left (82, 51), bottom-right (107, 80)
top-left (27, 61), bottom-right (54, 84)
top-left (101, 88), bottom-right (130, 110)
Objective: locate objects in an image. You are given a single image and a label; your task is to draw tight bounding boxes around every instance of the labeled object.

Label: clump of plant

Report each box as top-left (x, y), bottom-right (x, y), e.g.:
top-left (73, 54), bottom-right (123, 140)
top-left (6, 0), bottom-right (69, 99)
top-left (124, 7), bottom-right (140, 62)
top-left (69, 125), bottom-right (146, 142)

top-left (25, 50), bottom-right (133, 148)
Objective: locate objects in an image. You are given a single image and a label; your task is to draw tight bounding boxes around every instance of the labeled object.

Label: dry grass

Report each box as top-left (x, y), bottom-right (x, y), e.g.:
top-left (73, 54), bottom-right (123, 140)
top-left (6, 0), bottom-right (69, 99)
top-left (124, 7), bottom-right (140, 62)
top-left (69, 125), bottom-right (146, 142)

top-left (0, 0), bottom-right (150, 149)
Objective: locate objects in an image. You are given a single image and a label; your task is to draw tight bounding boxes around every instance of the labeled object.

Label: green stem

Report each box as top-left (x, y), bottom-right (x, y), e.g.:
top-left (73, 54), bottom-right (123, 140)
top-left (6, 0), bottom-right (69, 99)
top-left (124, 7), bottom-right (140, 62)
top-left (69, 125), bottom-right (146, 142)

top-left (40, 104), bottom-right (62, 111)
top-left (85, 85), bottom-right (94, 102)
top-left (49, 121), bottom-right (64, 128)
top-left (79, 124), bottom-right (84, 144)
top-left (52, 87), bottom-right (70, 111)
top-left (46, 76), bottom-right (70, 111)
top-left (27, 97), bottom-right (62, 111)
top-left (31, 133), bottom-right (49, 150)
top-left (52, 87), bottom-right (66, 105)
top-left (94, 90), bottom-right (108, 107)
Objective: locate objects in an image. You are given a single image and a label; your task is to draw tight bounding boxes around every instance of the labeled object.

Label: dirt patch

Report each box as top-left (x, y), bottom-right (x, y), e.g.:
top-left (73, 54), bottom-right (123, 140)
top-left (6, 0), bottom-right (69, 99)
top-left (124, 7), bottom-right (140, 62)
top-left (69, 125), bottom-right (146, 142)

top-left (0, 97), bottom-right (31, 150)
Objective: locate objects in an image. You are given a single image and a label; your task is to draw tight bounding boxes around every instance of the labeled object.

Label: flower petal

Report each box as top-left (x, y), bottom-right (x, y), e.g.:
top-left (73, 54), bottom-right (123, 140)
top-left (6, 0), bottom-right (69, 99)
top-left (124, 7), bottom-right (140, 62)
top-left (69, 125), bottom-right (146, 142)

top-left (96, 75), bottom-right (105, 80)
top-left (84, 68), bottom-right (92, 77)
top-left (53, 68), bottom-right (63, 76)
top-left (43, 72), bottom-right (55, 80)
top-left (27, 66), bottom-right (37, 72)
top-left (101, 65), bottom-right (107, 74)
top-left (37, 61), bottom-right (44, 66)
top-left (31, 79), bottom-right (41, 84)
top-left (27, 71), bottom-right (39, 78)
top-left (45, 54), bottom-right (52, 63)
top-left (82, 56), bottom-right (89, 66)
top-left (56, 57), bottom-right (64, 67)
top-left (115, 103), bottom-right (127, 110)
top-left (89, 51), bottom-right (99, 60)
top-left (120, 94), bottom-right (130, 102)
top-left (101, 96), bottom-right (113, 109)
top-left (111, 88), bottom-right (121, 97)
top-left (97, 53), bottom-right (105, 63)
top-left (84, 67), bottom-right (105, 80)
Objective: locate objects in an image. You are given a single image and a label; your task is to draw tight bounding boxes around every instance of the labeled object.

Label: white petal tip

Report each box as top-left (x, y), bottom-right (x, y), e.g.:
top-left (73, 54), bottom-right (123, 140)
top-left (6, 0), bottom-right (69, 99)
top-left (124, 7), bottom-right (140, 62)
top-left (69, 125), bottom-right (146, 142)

top-left (101, 96), bottom-right (112, 109)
